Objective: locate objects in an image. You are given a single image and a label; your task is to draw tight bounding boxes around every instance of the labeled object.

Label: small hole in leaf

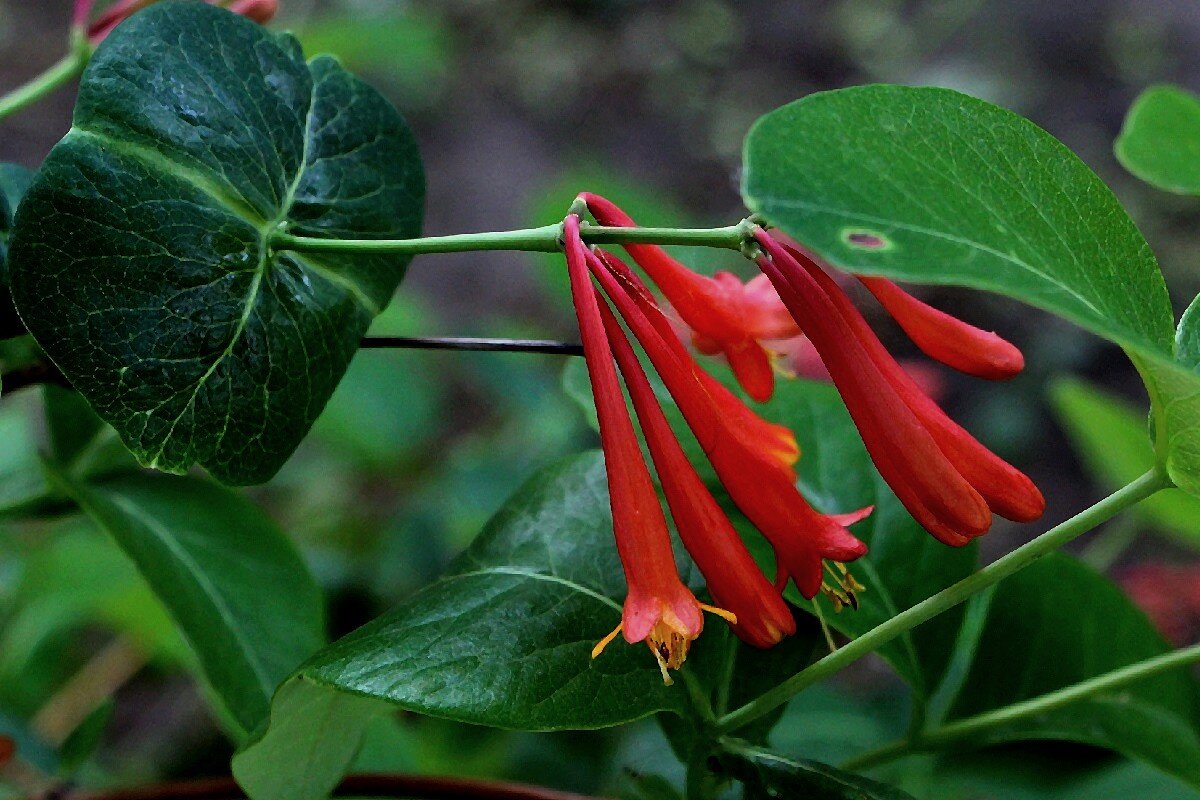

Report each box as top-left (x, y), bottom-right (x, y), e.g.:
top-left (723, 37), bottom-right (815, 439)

top-left (844, 230), bottom-right (890, 250)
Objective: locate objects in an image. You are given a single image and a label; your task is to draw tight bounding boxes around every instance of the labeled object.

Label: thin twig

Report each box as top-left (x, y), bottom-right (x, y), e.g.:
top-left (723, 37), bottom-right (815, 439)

top-left (55, 774), bottom-right (607, 800)
top-left (0, 336), bottom-right (584, 395)
top-left (360, 336), bottom-right (583, 355)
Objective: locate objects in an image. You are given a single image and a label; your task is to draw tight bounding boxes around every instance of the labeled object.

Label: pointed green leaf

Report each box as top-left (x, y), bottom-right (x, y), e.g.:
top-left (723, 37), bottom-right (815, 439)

top-left (234, 453), bottom-right (687, 798)
top-left (1116, 85), bottom-right (1200, 195)
top-left (296, 452), bottom-right (684, 729)
top-left (944, 554), bottom-right (1200, 787)
top-left (9, 2), bottom-right (424, 485)
top-left (49, 468), bottom-right (325, 738)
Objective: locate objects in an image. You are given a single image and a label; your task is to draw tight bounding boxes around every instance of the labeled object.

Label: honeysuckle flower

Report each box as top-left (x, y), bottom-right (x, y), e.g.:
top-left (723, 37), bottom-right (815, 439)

top-left (564, 214), bottom-right (720, 682)
top-left (581, 193), bottom-right (799, 402)
top-left (587, 247), bottom-right (871, 599)
top-left (84, 0), bottom-right (277, 43)
top-left (595, 281), bottom-right (796, 648)
top-left (753, 229), bottom-right (1044, 545)
top-left (857, 276), bottom-right (1024, 380)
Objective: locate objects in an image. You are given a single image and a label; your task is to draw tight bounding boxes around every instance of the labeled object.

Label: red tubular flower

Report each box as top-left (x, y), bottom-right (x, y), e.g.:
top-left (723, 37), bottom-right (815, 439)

top-left (754, 230), bottom-right (1043, 544)
top-left (563, 215), bottom-right (707, 682)
top-left (595, 286), bottom-right (795, 648)
top-left (858, 276), bottom-right (1024, 380)
top-left (787, 246), bottom-right (1044, 523)
top-left (581, 193), bottom-right (799, 402)
top-left (588, 248), bottom-right (871, 598)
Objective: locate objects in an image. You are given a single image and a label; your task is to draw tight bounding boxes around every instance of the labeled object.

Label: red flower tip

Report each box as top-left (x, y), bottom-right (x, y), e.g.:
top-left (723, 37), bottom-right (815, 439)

top-left (859, 276), bottom-right (1025, 380)
top-left (580, 193), bottom-right (800, 402)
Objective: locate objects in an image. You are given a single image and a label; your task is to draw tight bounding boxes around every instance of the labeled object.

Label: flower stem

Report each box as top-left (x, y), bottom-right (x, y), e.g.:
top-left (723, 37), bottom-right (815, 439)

top-left (841, 641), bottom-right (1200, 771)
top-left (715, 468), bottom-right (1170, 734)
top-left (272, 222), bottom-right (750, 256)
top-left (0, 39), bottom-right (91, 123)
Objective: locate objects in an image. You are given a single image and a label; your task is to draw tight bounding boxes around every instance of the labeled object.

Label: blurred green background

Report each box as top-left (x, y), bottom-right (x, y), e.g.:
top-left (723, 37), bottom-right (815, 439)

top-left (3, 1), bottom-right (1200, 798)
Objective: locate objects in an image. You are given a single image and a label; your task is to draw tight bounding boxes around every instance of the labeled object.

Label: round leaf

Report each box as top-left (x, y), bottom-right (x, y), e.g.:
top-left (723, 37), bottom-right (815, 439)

top-left (742, 85), bottom-right (1174, 357)
top-left (9, 2), bottom-right (424, 485)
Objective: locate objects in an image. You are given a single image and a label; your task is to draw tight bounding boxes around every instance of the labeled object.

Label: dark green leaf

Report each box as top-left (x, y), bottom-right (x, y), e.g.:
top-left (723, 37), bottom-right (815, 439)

top-left (1116, 85), bottom-right (1200, 195)
top-left (741, 86), bottom-right (1200, 495)
top-left (297, 452), bottom-right (685, 729)
top-left (9, 2), bottom-right (424, 485)
top-left (235, 453), bottom-right (686, 799)
top-left (1050, 377), bottom-right (1200, 548)
top-left (719, 743), bottom-right (916, 800)
top-left (944, 554), bottom-right (1200, 786)
top-left (49, 468), bottom-right (325, 738)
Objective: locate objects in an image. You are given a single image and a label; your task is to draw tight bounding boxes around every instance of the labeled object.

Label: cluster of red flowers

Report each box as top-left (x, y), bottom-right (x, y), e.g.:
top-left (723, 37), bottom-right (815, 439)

top-left (566, 195), bottom-right (1045, 680)
top-left (75, 0), bottom-right (277, 43)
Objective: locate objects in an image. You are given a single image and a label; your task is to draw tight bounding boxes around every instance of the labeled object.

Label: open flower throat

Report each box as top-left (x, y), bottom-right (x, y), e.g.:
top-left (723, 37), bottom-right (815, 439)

top-left (564, 198), bottom-right (1044, 681)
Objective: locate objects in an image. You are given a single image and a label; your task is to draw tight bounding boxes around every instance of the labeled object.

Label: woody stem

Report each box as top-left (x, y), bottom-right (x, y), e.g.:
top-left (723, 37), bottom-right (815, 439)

top-left (715, 468), bottom-right (1171, 734)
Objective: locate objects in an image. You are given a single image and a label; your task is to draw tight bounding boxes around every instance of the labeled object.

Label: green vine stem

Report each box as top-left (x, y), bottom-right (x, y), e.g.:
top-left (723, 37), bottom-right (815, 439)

top-left (841, 641), bottom-right (1200, 771)
top-left (272, 221), bottom-right (752, 256)
top-left (0, 36), bottom-right (91, 122)
top-left (715, 468), bottom-right (1172, 733)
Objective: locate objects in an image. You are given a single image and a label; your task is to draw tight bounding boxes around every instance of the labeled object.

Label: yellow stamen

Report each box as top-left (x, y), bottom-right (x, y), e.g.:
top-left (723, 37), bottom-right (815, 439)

top-left (699, 603), bottom-right (738, 625)
top-left (648, 642), bottom-right (674, 685)
top-left (591, 622), bottom-right (623, 660)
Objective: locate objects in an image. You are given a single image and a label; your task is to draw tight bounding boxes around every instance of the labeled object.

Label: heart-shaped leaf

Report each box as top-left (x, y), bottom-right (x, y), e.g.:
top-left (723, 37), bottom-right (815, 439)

top-left (50, 468), bottom-right (325, 739)
top-left (1116, 85), bottom-right (1200, 195)
top-left (9, 2), bottom-right (424, 485)
top-left (944, 554), bottom-right (1200, 787)
top-left (741, 85), bottom-right (1200, 495)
